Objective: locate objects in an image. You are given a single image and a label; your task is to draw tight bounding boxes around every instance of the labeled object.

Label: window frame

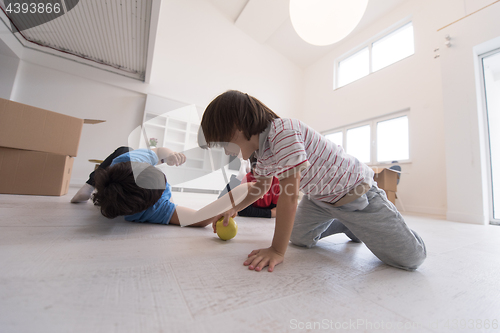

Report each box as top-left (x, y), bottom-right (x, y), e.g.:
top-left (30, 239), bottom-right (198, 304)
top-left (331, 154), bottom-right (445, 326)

top-left (323, 110), bottom-right (411, 166)
top-left (478, 47), bottom-right (500, 225)
top-left (334, 18), bottom-right (414, 90)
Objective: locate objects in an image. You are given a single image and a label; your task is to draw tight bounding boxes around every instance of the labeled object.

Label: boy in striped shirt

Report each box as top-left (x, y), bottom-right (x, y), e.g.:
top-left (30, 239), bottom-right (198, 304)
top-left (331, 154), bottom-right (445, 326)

top-left (200, 90), bottom-right (426, 272)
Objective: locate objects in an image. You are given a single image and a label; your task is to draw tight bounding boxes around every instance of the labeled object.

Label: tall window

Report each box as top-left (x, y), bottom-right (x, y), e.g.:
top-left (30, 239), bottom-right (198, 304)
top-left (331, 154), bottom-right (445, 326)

top-left (346, 125), bottom-right (371, 163)
top-left (376, 116), bottom-right (409, 162)
top-left (336, 21), bottom-right (414, 88)
top-left (325, 131), bottom-right (343, 147)
top-left (324, 112), bottom-right (410, 164)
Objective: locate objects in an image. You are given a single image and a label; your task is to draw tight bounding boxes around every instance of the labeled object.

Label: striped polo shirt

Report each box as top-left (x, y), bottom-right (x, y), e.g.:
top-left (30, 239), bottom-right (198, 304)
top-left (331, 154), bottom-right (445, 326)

top-left (254, 118), bottom-right (374, 203)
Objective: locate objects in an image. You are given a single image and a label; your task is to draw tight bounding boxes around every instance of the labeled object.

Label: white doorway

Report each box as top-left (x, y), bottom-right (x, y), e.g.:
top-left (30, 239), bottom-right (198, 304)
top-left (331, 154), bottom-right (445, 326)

top-left (481, 48), bottom-right (500, 224)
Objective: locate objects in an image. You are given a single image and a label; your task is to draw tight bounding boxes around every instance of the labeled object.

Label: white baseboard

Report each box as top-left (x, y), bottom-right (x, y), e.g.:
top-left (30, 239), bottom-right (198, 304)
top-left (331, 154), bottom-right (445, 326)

top-left (402, 205), bottom-right (488, 224)
top-left (400, 204), bottom-right (447, 217)
top-left (70, 178), bottom-right (88, 187)
top-left (446, 211), bottom-right (488, 225)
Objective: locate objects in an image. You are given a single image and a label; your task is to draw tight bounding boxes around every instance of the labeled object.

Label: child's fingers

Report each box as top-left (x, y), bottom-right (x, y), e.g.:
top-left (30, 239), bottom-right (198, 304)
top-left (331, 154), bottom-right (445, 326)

top-left (248, 256), bottom-right (267, 271)
top-left (244, 251), bottom-right (259, 265)
top-left (247, 249), bottom-right (259, 257)
top-left (255, 259), bottom-right (269, 272)
top-left (245, 252), bottom-right (281, 272)
top-left (267, 262), bottom-right (276, 272)
top-left (249, 255), bottom-right (263, 268)
top-left (245, 256), bottom-right (261, 270)
top-left (174, 154), bottom-right (181, 166)
top-left (222, 209), bottom-right (236, 224)
top-left (223, 215), bottom-right (230, 226)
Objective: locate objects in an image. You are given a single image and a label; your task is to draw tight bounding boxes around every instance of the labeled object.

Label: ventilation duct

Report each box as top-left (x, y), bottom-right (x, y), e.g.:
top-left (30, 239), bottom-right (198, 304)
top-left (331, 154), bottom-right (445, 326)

top-left (0, 0), bottom-right (153, 80)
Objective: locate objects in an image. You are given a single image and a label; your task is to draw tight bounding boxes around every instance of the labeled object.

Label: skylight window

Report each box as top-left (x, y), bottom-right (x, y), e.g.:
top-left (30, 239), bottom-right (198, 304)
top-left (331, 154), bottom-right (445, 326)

top-left (338, 47), bottom-right (370, 87)
top-left (372, 22), bottom-right (415, 72)
top-left (336, 21), bottom-right (414, 88)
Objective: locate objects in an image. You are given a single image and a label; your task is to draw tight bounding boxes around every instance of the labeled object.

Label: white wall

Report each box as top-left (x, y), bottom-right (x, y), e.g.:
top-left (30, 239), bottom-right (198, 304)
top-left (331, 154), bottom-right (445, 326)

top-left (0, 53), bottom-right (19, 99)
top-left (11, 61), bottom-right (147, 184)
top-left (1, 0), bottom-right (304, 186)
top-left (148, 0), bottom-right (303, 117)
top-left (0, 37), bottom-right (20, 99)
top-left (439, 2), bottom-right (500, 224)
top-left (302, 0), bottom-right (500, 218)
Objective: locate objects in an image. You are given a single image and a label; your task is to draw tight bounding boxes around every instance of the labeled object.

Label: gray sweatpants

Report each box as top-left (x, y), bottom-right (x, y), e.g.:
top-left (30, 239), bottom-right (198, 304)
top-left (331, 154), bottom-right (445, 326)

top-left (290, 185), bottom-right (426, 270)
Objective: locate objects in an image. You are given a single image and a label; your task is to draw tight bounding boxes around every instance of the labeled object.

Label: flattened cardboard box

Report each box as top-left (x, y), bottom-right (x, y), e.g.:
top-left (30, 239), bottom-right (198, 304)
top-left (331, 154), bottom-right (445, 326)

top-left (0, 147), bottom-right (73, 196)
top-left (0, 97), bottom-right (83, 157)
top-left (386, 191), bottom-right (396, 205)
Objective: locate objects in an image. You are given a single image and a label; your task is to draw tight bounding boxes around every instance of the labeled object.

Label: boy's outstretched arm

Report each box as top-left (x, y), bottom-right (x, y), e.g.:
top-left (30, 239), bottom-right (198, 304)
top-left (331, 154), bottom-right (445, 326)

top-left (214, 178), bottom-right (273, 228)
top-left (175, 179), bottom-right (272, 227)
top-left (169, 206), bottom-right (222, 227)
top-left (244, 171), bottom-right (301, 272)
top-left (151, 147), bottom-right (186, 166)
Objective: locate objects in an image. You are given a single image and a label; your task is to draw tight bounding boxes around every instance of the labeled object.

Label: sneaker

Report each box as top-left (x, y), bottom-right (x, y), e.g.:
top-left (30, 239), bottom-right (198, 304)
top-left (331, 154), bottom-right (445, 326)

top-left (70, 183), bottom-right (94, 203)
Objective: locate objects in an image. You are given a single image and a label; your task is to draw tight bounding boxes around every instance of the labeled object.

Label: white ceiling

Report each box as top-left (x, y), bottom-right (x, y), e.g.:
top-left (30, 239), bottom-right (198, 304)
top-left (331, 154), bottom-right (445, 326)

top-left (207, 0), bottom-right (410, 68)
top-left (0, 0), bottom-right (411, 78)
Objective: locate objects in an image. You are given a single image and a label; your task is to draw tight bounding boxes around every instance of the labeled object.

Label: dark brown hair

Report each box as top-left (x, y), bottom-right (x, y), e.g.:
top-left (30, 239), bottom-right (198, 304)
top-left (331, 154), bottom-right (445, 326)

top-left (249, 153), bottom-right (257, 172)
top-left (199, 90), bottom-right (279, 148)
top-left (92, 162), bottom-right (165, 219)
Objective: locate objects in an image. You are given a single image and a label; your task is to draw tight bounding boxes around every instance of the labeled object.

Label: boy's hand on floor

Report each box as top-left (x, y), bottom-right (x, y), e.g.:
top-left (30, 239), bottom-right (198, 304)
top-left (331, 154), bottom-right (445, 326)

top-left (244, 247), bottom-right (284, 272)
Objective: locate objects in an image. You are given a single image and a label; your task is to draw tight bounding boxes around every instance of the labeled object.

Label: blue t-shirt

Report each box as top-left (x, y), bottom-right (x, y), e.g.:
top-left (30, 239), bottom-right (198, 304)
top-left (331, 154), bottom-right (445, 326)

top-left (111, 149), bottom-right (177, 225)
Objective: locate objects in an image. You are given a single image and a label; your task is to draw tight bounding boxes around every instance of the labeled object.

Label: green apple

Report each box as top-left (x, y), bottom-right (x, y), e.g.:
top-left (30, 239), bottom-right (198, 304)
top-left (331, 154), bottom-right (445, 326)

top-left (216, 217), bottom-right (238, 241)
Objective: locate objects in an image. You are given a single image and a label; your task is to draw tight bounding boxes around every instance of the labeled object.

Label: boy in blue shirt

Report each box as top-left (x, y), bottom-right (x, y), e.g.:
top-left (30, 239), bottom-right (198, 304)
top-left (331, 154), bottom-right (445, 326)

top-left (72, 146), bottom-right (218, 227)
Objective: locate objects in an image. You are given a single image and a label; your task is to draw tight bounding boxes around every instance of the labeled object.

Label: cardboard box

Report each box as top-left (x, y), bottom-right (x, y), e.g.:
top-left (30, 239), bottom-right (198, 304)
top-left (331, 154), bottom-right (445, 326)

top-left (372, 167), bottom-right (400, 193)
top-left (372, 167), bottom-right (401, 205)
top-left (385, 190), bottom-right (396, 205)
top-left (0, 98), bottom-right (104, 196)
top-left (0, 147), bottom-right (74, 196)
top-left (0, 97), bottom-right (83, 157)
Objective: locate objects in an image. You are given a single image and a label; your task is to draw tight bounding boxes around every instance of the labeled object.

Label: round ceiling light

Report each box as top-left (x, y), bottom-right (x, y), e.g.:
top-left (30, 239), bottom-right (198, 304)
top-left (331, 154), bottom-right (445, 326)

top-left (290, 0), bottom-right (369, 46)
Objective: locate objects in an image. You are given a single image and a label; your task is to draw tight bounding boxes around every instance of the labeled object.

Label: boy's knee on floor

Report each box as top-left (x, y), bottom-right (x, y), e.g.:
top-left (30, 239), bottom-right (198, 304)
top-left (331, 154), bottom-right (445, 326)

top-left (289, 234), bottom-right (316, 248)
top-left (399, 231), bottom-right (427, 270)
top-left (389, 250), bottom-right (427, 271)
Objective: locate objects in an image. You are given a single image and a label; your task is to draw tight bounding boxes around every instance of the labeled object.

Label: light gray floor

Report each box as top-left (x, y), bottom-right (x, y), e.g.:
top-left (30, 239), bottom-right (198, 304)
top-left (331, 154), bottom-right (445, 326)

top-left (1, 186), bottom-right (499, 333)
